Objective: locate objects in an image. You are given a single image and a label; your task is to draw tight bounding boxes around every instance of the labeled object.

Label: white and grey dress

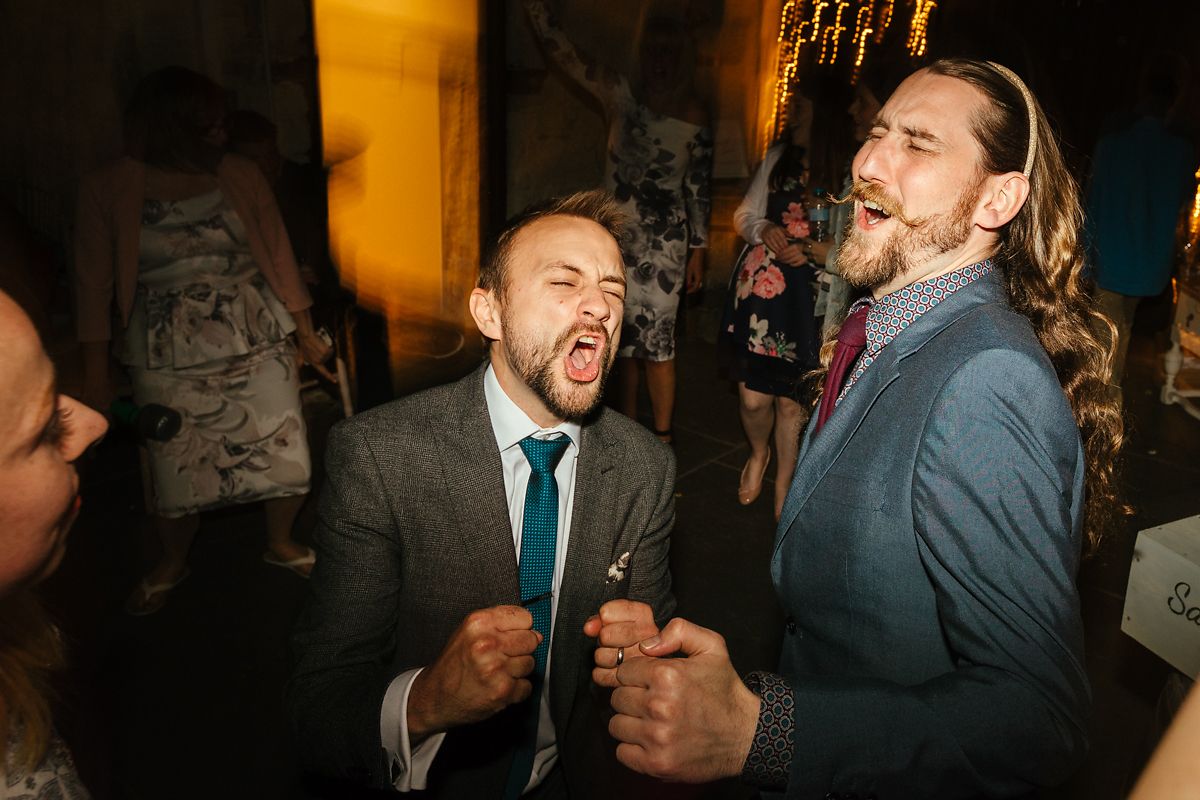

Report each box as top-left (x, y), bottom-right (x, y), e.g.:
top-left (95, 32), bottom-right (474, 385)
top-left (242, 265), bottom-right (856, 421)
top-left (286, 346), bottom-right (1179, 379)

top-left (118, 189), bottom-right (311, 518)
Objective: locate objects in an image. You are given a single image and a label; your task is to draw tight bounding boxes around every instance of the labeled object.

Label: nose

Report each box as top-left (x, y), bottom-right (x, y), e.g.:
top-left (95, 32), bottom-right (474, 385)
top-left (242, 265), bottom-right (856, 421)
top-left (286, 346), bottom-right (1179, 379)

top-left (577, 282), bottom-right (612, 324)
top-left (853, 136), bottom-right (888, 185)
top-left (61, 396), bottom-right (109, 462)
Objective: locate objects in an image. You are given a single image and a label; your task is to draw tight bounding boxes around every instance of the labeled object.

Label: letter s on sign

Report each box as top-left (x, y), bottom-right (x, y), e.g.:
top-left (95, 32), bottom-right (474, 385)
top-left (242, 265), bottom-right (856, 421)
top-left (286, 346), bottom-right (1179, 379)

top-left (1168, 582), bottom-right (1190, 616)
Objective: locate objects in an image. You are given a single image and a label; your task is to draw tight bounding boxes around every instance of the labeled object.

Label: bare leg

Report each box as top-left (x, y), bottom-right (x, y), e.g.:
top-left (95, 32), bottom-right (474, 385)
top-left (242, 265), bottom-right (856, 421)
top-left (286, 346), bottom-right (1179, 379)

top-left (126, 513), bottom-right (199, 614)
top-left (616, 357), bottom-right (640, 421)
top-left (644, 359), bottom-right (676, 440)
top-left (737, 383), bottom-right (774, 504)
top-left (146, 513), bottom-right (200, 584)
top-left (772, 396), bottom-right (806, 520)
top-left (264, 494), bottom-right (312, 575)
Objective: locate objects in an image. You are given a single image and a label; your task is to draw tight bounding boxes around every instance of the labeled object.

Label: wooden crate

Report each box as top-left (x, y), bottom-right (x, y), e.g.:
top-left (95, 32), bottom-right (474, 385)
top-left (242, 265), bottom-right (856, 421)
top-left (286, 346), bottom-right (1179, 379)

top-left (1122, 516), bottom-right (1200, 679)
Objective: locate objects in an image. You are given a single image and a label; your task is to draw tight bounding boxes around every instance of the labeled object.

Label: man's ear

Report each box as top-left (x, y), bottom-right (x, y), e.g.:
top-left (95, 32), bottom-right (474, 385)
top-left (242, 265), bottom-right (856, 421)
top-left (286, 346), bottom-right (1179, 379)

top-left (976, 171), bottom-right (1030, 229)
top-left (469, 287), bottom-right (502, 342)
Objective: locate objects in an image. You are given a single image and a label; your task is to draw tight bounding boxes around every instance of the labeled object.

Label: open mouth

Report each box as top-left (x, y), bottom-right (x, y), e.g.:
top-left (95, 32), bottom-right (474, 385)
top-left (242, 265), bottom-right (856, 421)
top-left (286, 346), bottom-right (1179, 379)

top-left (860, 198), bottom-right (893, 228)
top-left (565, 332), bottom-right (605, 382)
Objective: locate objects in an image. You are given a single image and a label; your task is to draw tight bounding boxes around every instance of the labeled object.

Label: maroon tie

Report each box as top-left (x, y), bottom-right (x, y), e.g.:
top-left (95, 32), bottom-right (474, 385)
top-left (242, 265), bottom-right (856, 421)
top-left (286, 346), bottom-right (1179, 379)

top-left (814, 304), bottom-right (870, 434)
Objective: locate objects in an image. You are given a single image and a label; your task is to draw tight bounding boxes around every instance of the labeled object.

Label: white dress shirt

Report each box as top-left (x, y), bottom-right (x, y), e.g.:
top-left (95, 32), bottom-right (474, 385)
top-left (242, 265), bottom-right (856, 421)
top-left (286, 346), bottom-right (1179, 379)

top-left (380, 364), bottom-right (581, 792)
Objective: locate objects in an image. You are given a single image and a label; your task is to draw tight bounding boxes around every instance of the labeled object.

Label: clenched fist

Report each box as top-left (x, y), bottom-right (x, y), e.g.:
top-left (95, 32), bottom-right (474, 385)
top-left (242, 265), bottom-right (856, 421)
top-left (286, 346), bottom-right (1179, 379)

top-left (407, 605), bottom-right (542, 744)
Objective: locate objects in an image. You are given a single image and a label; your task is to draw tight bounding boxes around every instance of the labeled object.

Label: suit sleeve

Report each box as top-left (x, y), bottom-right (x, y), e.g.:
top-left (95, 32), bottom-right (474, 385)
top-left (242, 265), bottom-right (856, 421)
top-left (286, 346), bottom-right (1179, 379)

top-left (782, 348), bottom-right (1090, 798)
top-left (288, 419), bottom-right (403, 788)
top-left (627, 442), bottom-right (677, 627)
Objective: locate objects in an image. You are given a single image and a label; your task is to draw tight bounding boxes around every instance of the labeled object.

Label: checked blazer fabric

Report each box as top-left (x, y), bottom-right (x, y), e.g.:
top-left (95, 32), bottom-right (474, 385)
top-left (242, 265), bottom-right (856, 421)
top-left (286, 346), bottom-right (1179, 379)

top-left (504, 435), bottom-right (570, 800)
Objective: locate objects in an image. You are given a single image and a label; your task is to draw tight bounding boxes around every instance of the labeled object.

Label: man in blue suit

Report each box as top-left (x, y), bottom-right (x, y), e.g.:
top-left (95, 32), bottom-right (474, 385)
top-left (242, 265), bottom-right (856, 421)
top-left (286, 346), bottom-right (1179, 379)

top-left (587, 59), bottom-right (1123, 799)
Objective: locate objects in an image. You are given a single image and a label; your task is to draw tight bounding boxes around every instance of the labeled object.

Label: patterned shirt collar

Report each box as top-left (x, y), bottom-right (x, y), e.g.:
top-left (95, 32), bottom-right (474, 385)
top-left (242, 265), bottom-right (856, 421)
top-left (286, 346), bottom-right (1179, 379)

top-left (838, 259), bottom-right (994, 402)
top-left (864, 259), bottom-right (993, 355)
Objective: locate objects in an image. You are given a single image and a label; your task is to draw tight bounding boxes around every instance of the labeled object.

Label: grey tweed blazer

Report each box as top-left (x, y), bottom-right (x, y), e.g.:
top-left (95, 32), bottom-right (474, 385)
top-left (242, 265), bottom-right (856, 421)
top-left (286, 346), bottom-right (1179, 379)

top-left (288, 364), bottom-right (675, 798)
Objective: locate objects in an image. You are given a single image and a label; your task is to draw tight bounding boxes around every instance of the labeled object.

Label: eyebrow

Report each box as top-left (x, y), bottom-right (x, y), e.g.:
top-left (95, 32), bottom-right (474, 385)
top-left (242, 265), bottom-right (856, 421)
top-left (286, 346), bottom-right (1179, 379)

top-left (548, 262), bottom-right (627, 289)
top-left (870, 117), bottom-right (945, 146)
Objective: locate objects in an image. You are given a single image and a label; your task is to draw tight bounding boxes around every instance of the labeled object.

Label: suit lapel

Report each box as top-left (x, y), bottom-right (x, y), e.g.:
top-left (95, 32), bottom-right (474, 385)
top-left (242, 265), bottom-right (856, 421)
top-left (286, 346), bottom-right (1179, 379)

top-left (438, 366), bottom-right (521, 602)
top-left (774, 271), bottom-right (1008, 555)
top-left (775, 348), bottom-right (900, 552)
top-left (549, 415), bottom-right (620, 734)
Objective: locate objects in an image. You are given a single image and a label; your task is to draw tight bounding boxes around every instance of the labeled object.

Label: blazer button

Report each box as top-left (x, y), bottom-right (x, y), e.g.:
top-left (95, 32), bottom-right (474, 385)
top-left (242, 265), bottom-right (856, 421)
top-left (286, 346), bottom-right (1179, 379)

top-left (785, 616), bottom-right (797, 634)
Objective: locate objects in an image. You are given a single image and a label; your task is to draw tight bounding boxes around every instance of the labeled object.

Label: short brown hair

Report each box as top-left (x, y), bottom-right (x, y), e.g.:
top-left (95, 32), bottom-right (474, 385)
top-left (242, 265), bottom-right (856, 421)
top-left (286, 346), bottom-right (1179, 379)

top-left (478, 190), bottom-right (627, 298)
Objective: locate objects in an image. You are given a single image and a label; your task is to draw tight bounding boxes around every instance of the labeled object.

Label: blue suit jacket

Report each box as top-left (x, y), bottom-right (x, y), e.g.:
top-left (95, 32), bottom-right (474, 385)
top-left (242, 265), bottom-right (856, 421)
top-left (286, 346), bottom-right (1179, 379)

top-left (772, 270), bottom-right (1090, 799)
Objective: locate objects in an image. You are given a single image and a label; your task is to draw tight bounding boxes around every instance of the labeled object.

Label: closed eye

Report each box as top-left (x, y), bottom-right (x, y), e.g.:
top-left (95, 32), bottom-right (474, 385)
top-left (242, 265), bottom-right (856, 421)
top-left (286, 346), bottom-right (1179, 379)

top-left (40, 402), bottom-right (73, 449)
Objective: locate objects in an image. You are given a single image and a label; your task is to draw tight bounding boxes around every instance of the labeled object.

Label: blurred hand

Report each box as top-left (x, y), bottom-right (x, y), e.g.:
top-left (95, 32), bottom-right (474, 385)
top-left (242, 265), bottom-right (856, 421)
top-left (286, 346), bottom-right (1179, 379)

top-left (773, 243), bottom-right (807, 267)
top-left (584, 599), bottom-right (660, 687)
top-left (760, 224), bottom-right (790, 254)
top-left (607, 617), bottom-right (760, 783)
top-left (295, 329), bottom-right (337, 383)
top-left (806, 239), bottom-right (833, 266)
top-left (408, 605), bottom-right (542, 744)
top-left (685, 249), bottom-right (706, 294)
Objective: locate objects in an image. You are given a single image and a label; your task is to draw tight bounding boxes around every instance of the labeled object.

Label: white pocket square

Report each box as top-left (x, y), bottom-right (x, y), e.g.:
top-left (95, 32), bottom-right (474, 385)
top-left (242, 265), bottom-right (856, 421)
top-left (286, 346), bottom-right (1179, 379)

top-left (606, 551), bottom-right (631, 584)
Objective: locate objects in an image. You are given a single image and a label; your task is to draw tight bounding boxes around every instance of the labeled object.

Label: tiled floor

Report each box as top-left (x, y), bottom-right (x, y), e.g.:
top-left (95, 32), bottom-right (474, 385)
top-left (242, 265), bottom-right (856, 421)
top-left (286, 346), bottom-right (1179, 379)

top-left (43, 302), bottom-right (1199, 799)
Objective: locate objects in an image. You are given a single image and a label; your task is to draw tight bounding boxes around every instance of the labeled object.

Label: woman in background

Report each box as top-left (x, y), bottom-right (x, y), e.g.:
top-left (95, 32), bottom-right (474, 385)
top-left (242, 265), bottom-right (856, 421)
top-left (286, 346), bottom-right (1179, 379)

top-left (524, 0), bottom-right (712, 443)
top-left (75, 67), bottom-right (332, 615)
top-left (721, 79), bottom-right (853, 519)
top-left (0, 290), bottom-right (108, 797)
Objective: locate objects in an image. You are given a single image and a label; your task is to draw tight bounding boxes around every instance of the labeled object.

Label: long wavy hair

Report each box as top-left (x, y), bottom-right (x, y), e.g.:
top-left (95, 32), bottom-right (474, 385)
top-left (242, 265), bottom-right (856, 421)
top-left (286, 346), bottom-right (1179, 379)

top-left (0, 592), bottom-right (65, 774)
top-left (813, 59), bottom-right (1125, 555)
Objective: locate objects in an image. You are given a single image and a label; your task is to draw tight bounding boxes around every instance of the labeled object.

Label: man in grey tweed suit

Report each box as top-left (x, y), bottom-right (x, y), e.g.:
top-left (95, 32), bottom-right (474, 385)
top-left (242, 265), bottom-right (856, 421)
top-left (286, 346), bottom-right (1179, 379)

top-left (289, 191), bottom-right (675, 797)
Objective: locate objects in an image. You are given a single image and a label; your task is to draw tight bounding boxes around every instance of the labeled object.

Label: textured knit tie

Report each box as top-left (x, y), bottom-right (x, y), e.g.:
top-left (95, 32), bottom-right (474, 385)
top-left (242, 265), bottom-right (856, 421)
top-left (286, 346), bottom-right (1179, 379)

top-left (504, 435), bottom-right (570, 800)
top-left (814, 304), bottom-right (871, 435)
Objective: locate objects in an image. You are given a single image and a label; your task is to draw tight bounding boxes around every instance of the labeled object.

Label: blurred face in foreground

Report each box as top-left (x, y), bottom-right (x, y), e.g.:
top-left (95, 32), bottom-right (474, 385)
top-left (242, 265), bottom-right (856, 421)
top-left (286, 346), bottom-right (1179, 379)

top-left (0, 293), bottom-right (108, 594)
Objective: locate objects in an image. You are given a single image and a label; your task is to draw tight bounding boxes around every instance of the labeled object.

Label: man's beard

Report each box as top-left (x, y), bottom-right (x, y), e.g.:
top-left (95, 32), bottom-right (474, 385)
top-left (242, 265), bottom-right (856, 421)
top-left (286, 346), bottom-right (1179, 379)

top-left (836, 180), bottom-right (979, 291)
top-left (501, 316), bottom-right (615, 422)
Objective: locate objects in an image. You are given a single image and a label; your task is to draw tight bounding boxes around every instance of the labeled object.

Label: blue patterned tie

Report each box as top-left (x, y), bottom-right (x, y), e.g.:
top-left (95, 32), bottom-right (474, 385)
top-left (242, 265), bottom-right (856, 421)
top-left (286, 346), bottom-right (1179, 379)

top-left (504, 435), bottom-right (570, 799)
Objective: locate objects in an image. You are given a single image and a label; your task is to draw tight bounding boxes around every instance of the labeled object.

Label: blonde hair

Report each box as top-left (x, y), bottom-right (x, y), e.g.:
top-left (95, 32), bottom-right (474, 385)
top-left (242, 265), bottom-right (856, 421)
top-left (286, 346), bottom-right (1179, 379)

top-left (0, 592), bottom-right (65, 774)
top-left (927, 58), bottom-right (1126, 554)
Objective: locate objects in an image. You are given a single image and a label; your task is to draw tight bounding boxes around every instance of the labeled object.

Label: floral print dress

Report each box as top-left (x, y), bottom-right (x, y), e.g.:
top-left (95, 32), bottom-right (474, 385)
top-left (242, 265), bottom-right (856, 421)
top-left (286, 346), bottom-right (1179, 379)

top-left (118, 189), bottom-right (311, 518)
top-left (721, 153), bottom-right (820, 396)
top-left (2, 729), bottom-right (90, 799)
top-left (524, 0), bottom-right (713, 361)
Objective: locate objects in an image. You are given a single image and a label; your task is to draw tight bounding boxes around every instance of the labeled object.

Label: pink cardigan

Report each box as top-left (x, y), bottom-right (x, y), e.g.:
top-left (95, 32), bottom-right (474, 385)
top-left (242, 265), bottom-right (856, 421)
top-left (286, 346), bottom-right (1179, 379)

top-left (73, 155), bottom-right (313, 342)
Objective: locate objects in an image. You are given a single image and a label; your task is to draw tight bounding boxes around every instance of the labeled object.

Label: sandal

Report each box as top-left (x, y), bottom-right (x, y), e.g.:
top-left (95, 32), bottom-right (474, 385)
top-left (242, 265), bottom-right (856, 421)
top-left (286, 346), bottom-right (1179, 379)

top-left (263, 547), bottom-right (316, 579)
top-left (125, 567), bottom-right (190, 616)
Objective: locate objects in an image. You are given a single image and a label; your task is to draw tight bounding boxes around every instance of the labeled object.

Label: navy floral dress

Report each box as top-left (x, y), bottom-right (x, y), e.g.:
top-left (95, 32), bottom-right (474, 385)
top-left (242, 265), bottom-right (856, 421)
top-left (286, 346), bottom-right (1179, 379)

top-left (722, 151), bottom-right (819, 397)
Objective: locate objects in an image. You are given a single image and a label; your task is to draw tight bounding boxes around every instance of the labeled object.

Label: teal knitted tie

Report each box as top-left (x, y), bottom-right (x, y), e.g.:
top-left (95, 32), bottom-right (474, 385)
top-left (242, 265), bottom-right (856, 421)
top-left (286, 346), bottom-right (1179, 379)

top-left (504, 435), bottom-right (570, 799)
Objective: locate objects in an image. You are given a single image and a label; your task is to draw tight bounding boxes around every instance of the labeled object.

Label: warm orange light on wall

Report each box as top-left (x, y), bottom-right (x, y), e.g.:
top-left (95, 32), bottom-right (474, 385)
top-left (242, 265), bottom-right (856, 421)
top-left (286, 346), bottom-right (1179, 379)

top-left (314, 0), bottom-right (481, 386)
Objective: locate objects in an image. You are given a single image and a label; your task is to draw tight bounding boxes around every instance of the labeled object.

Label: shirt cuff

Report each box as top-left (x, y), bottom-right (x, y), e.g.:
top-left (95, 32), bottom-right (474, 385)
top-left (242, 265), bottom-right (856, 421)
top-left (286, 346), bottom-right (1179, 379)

top-left (381, 667), bottom-right (447, 791)
top-left (741, 670), bottom-right (795, 790)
